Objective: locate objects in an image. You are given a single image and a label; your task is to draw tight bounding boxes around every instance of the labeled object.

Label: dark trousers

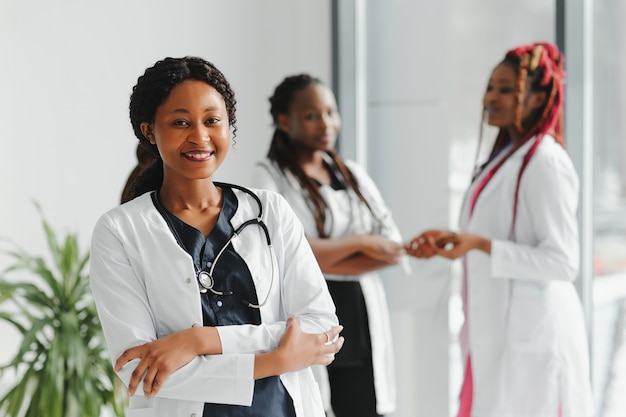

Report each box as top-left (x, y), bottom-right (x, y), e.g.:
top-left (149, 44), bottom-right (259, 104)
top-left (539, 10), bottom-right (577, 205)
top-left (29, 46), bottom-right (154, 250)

top-left (327, 360), bottom-right (382, 417)
top-left (326, 280), bottom-right (382, 417)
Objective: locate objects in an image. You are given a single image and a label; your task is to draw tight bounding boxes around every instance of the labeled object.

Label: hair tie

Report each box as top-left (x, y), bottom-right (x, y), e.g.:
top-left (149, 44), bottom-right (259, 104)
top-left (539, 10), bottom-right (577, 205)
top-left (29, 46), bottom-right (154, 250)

top-left (529, 44), bottom-right (544, 71)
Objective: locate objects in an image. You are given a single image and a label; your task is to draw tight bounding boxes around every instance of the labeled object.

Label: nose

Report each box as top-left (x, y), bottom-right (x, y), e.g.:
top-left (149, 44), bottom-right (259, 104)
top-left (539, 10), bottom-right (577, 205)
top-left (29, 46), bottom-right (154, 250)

top-left (484, 89), bottom-right (496, 102)
top-left (321, 113), bottom-right (338, 132)
top-left (187, 124), bottom-right (210, 144)
top-left (483, 90), bottom-right (498, 108)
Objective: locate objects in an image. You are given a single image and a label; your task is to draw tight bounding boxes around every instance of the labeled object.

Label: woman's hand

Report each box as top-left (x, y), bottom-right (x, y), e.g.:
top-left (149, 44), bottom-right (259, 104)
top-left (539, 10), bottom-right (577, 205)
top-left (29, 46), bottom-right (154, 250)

top-left (360, 234), bottom-right (405, 264)
top-left (115, 326), bottom-right (219, 399)
top-left (433, 233), bottom-right (491, 259)
top-left (405, 229), bottom-right (455, 258)
top-left (405, 230), bottom-right (491, 260)
top-left (255, 315), bottom-right (344, 379)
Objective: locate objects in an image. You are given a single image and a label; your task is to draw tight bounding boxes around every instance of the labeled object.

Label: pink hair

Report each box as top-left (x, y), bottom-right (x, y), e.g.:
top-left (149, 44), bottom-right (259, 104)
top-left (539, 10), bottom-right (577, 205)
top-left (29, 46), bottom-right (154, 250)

top-left (505, 42), bottom-right (566, 147)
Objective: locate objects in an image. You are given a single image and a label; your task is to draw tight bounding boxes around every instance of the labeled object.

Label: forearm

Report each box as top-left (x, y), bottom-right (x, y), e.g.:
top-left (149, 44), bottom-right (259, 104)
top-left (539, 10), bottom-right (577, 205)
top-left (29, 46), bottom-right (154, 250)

top-left (476, 236), bottom-right (491, 254)
top-left (253, 350), bottom-right (286, 380)
top-left (191, 326), bottom-right (223, 355)
top-left (323, 253), bottom-right (392, 275)
top-left (307, 236), bottom-right (368, 270)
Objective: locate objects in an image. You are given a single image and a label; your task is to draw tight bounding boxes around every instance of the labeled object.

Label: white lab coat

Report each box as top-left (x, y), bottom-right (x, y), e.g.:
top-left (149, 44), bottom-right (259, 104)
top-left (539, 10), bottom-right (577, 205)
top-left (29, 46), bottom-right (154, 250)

top-left (252, 157), bottom-right (399, 415)
top-left (89, 187), bottom-right (338, 417)
top-left (460, 136), bottom-right (594, 417)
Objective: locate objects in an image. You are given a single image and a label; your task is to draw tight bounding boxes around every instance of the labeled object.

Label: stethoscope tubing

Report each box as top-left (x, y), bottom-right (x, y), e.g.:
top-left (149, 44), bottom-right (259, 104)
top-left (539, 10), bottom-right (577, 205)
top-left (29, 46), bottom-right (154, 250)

top-left (153, 182), bottom-right (275, 308)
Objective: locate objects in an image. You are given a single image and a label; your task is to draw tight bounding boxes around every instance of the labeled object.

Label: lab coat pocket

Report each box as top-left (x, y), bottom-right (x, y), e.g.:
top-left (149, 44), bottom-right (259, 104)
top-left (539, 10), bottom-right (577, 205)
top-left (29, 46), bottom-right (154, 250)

top-left (507, 280), bottom-right (554, 351)
top-left (126, 410), bottom-right (154, 417)
top-left (126, 396), bottom-right (155, 417)
top-left (504, 280), bottom-right (559, 412)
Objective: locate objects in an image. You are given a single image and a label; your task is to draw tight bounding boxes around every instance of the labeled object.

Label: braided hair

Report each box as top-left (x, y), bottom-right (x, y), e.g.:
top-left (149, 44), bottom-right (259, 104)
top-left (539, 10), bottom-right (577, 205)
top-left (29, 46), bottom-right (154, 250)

top-left (267, 74), bottom-right (375, 238)
top-left (126, 56), bottom-right (238, 200)
top-left (487, 42), bottom-right (566, 159)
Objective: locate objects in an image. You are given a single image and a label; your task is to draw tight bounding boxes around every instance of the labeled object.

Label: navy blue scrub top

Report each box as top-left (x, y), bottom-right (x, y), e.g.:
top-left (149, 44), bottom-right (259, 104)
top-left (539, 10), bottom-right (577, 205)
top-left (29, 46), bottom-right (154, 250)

top-left (152, 186), bottom-right (295, 417)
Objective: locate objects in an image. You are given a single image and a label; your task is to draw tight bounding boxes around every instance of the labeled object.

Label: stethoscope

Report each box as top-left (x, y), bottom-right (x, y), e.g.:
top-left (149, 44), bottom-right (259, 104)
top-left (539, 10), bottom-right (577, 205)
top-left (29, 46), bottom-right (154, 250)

top-left (152, 182), bottom-right (275, 309)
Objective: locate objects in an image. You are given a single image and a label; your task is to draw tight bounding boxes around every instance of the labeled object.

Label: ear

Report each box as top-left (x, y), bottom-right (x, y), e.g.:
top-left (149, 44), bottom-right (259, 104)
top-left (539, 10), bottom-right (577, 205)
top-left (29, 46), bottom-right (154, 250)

top-left (276, 113), bottom-right (290, 133)
top-left (140, 122), bottom-right (155, 144)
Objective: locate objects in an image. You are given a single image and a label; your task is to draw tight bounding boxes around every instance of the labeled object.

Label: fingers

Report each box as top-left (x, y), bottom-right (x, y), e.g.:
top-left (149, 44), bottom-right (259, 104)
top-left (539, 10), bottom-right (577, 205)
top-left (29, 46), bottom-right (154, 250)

top-left (319, 336), bottom-right (345, 365)
top-left (321, 325), bottom-right (343, 345)
top-left (128, 362), bottom-right (148, 396)
top-left (318, 324), bottom-right (344, 365)
top-left (435, 236), bottom-right (457, 250)
top-left (143, 369), bottom-right (167, 398)
top-left (114, 347), bottom-right (138, 372)
top-left (142, 366), bottom-right (159, 398)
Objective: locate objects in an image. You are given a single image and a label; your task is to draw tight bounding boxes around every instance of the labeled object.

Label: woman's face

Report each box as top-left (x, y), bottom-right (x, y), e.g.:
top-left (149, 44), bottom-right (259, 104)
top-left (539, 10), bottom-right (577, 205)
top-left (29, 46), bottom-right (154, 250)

top-left (141, 79), bottom-right (230, 182)
top-left (278, 83), bottom-right (341, 154)
top-left (483, 63), bottom-right (545, 129)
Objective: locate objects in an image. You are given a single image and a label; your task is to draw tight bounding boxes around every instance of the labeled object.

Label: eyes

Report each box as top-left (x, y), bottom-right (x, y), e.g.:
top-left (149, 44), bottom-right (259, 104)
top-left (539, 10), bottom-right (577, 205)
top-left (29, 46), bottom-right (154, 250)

top-left (304, 109), bottom-right (338, 121)
top-left (171, 117), bottom-right (222, 128)
top-left (485, 84), bottom-right (515, 95)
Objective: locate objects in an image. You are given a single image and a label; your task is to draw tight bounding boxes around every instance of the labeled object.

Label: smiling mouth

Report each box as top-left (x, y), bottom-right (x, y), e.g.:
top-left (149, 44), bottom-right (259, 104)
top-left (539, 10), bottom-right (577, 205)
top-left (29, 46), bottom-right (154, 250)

top-left (485, 107), bottom-right (501, 116)
top-left (183, 150), bottom-right (213, 161)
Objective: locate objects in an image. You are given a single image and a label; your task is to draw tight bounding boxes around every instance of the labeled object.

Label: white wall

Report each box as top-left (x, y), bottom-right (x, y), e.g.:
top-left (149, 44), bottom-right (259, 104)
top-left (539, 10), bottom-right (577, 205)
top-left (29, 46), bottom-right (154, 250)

top-left (0, 0), bottom-right (331, 384)
top-left (0, 2), bottom-right (456, 416)
top-left (364, 1), bottom-right (451, 416)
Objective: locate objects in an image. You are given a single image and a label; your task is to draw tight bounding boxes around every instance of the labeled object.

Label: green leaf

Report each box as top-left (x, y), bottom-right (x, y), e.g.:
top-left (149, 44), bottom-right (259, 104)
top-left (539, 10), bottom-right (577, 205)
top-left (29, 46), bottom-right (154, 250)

top-left (0, 203), bottom-right (127, 417)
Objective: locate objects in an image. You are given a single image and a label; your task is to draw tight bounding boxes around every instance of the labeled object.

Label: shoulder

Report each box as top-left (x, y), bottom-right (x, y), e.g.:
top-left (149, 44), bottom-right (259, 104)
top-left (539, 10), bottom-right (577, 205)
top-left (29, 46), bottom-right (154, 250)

top-left (93, 192), bottom-right (154, 232)
top-left (230, 185), bottom-right (301, 233)
top-left (522, 135), bottom-right (579, 194)
top-left (342, 158), bottom-right (371, 181)
top-left (254, 157), bottom-right (279, 174)
top-left (228, 185), bottom-right (289, 211)
top-left (242, 186), bottom-right (290, 210)
top-left (532, 135), bottom-right (577, 176)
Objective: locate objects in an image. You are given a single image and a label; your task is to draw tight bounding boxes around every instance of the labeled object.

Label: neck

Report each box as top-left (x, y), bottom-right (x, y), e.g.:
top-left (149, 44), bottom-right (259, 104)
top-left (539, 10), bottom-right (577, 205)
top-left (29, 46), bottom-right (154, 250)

top-left (507, 125), bottom-right (540, 149)
top-left (159, 177), bottom-right (221, 212)
top-left (295, 149), bottom-right (326, 168)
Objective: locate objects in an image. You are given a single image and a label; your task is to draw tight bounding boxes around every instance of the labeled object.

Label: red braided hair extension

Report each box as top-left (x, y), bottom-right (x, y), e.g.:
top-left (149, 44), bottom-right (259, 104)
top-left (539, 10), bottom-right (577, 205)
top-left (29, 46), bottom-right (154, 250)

top-left (505, 42), bottom-right (566, 147)
top-left (515, 54), bottom-right (530, 133)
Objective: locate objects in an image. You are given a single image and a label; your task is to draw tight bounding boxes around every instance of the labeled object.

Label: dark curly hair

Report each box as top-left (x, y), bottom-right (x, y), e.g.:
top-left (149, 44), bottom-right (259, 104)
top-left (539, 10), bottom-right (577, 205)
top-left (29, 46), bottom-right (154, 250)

top-left (125, 56), bottom-right (237, 200)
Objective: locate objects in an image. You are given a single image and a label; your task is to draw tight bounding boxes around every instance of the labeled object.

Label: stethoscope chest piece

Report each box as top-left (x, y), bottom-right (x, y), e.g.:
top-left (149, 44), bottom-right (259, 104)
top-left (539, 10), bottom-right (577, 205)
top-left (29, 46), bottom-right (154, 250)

top-left (197, 270), bottom-right (214, 293)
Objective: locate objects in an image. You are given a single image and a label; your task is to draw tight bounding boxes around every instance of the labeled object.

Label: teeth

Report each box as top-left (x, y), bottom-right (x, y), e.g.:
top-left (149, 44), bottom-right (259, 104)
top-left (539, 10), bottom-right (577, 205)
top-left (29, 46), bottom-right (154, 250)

top-left (186, 151), bottom-right (211, 158)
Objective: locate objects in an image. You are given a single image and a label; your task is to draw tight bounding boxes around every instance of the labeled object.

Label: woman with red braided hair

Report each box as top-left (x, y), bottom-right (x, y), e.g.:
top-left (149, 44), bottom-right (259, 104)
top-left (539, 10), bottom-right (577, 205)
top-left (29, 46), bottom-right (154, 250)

top-left (406, 43), bottom-right (595, 417)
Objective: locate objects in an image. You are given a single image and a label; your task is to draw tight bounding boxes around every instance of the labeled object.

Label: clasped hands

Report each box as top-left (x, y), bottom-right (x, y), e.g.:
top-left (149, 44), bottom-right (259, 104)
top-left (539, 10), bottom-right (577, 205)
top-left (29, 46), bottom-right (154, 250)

top-left (404, 229), bottom-right (490, 260)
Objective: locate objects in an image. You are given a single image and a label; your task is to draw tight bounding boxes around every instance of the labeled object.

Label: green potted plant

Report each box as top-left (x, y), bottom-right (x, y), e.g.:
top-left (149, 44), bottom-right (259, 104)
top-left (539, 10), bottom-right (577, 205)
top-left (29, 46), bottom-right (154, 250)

top-left (0, 204), bottom-right (127, 417)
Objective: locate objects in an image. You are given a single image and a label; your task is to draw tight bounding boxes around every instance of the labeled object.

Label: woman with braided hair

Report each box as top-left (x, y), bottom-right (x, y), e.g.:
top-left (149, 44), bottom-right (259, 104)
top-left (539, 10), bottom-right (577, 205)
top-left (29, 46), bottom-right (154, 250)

top-left (252, 74), bottom-right (407, 417)
top-left (406, 43), bottom-right (594, 416)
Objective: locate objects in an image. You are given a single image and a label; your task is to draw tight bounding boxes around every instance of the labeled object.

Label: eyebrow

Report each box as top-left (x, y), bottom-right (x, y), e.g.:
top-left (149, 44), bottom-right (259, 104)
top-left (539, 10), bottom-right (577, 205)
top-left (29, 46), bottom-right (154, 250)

top-left (168, 106), bottom-right (220, 114)
top-left (488, 79), bottom-right (515, 85)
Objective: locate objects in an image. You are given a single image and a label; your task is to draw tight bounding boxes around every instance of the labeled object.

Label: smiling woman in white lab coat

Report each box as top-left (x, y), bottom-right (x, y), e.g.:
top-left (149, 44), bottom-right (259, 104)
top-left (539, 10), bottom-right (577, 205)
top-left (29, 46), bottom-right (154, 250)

top-left (89, 57), bottom-right (344, 417)
top-left (406, 43), bottom-right (594, 417)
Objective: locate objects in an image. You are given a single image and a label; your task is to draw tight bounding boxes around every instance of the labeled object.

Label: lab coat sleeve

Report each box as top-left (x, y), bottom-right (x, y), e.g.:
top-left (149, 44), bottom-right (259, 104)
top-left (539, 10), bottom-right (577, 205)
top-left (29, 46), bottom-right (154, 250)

top-left (89, 213), bottom-right (255, 406)
top-left (217, 193), bottom-right (338, 354)
top-left (491, 148), bottom-right (580, 282)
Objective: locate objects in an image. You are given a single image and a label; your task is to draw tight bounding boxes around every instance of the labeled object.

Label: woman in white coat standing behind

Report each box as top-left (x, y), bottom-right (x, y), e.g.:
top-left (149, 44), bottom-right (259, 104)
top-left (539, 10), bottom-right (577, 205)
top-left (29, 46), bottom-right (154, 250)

top-left (406, 43), bottom-right (594, 417)
top-left (252, 74), bottom-right (406, 417)
top-left (90, 57), bottom-right (344, 417)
